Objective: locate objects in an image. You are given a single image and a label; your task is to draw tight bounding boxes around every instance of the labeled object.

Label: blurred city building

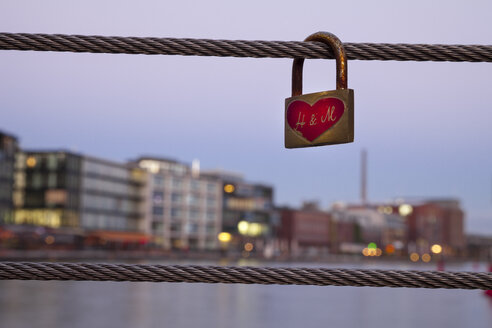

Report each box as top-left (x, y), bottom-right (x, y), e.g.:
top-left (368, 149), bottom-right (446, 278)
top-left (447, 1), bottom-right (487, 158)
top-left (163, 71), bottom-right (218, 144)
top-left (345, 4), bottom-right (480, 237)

top-left (0, 131), bottom-right (18, 224)
top-left (6, 150), bottom-right (149, 249)
top-left (205, 169), bottom-right (277, 257)
top-left (401, 199), bottom-right (465, 257)
top-left (136, 157), bottom-right (222, 251)
top-left (330, 203), bottom-right (406, 256)
top-left (329, 199), bottom-right (465, 258)
top-left (278, 201), bottom-right (331, 257)
top-left (466, 234), bottom-right (492, 261)
top-left (0, 129), bottom-right (471, 259)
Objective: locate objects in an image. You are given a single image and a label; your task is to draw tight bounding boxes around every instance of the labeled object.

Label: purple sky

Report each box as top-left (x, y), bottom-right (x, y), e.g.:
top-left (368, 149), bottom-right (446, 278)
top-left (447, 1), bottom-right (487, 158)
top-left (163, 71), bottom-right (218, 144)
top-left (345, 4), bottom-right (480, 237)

top-left (1, 1), bottom-right (491, 233)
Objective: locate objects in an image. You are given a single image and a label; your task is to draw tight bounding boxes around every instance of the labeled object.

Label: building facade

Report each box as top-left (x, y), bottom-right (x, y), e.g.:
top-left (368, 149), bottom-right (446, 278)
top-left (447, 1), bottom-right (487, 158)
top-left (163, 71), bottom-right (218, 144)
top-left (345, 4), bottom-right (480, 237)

top-left (330, 203), bottom-right (407, 255)
top-left (137, 157), bottom-right (222, 251)
top-left (404, 199), bottom-right (465, 256)
top-left (206, 170), bottom-right (277, 255)
top-left (278, 202), bottom-right (331, 257)
top-left (9, 151), bottom-right (148, 246)
top-left (0, 132), bottom-right (18, 224)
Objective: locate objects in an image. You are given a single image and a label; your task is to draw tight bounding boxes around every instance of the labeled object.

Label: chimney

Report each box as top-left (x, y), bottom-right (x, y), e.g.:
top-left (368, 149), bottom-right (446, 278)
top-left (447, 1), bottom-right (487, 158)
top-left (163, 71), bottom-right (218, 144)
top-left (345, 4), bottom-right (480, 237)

top-left (361, 149), bottom-right (367, 205)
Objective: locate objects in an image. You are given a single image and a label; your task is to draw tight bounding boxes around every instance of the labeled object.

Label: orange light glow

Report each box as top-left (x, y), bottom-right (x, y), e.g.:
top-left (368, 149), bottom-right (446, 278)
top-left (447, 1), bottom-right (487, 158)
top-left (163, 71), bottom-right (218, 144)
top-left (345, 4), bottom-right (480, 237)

top-left (410, 253), bottom-right (419, 262)
top-left (26, 156), bottom-right (36, 168)
top-left (244, 242), bottom-right (254, 252)
top-left (385, 244), bottom-right (395, 254)
top-left (217, 232), bottom-right (232, 243)
top-left (431, 244), bottom-right (442, 254)
top-left (224, 184), bottom-right (235, 193)
top-left (422, 253), bottom-right (431, 262)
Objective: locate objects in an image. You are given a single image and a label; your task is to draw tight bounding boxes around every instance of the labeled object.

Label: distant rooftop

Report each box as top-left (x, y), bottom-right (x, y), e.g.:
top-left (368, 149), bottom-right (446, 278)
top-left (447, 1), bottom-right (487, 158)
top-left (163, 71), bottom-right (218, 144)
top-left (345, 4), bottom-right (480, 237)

top-left (202, 169), bottom-right (244, 182)
top-left (0, 130), bottom-right (18, 141)
top-left (21, 149), bottom-right (138, 170)
top-left (133, 156), bottom-right (181, 165)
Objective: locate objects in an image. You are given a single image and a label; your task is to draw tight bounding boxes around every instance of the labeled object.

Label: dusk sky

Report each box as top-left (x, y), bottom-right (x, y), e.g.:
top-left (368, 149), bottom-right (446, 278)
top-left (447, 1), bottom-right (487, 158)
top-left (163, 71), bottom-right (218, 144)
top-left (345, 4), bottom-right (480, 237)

top-left (1, 1), bottom-right (491, 233)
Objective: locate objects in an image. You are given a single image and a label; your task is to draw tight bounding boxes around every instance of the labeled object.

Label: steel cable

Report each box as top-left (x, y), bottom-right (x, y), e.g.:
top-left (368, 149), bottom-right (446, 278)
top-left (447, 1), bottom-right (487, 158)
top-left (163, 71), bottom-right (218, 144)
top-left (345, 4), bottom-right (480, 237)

top-left (1, 262), bottom-right (491, 290)
top-left (0, 33), bottom-right (491, 62)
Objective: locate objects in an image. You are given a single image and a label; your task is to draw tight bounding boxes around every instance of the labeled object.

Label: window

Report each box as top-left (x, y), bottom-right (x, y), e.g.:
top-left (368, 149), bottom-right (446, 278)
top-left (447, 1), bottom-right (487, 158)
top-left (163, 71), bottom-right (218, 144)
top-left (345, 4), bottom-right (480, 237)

top-left (153, 175), bottom-right (164, 186)
top-left (171, 207), bottom-right (182, 219)
top-left (153, 191), bottom-right (164, 204)
top-left (47, 173), bottom-right (57, 188)
top-left (206, 196), bottom-right (216, 207)
top-left (153, 206), bottom-right (164, 215)
top-left (190, 180), bottom-right (201, 191)
top-left (189, 209), bottom-right (200, 220)
top-left (185, 223), bottom-right (199, 234)
top-left (170, 223), bottom-right (181, 232)
top-left (47, 155), bottom-right (58, 170)
top-left (151, 221), bottom-right (164, 233)
top-left (188, 194), bottom-right (200, 206)
top-left (31, 173), bottom-right (42, 189)
top-left (206, 224), bottom-right (216, 233)
top-left (206, 182), bottom-right (216, 192)
top-left (172, 178), bottom-right (182, 189)
top-left (206, 210), bottom-right (216, 221)
top-left (171, 192), bottom-right (182, 203)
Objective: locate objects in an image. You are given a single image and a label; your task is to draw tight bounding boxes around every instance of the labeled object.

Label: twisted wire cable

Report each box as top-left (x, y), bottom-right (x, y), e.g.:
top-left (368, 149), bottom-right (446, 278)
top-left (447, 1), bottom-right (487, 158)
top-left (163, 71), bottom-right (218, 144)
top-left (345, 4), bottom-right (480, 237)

top-left (0, 262), bottom-right (491, 290)
top-left (0, 33), bottom-right (491, 62)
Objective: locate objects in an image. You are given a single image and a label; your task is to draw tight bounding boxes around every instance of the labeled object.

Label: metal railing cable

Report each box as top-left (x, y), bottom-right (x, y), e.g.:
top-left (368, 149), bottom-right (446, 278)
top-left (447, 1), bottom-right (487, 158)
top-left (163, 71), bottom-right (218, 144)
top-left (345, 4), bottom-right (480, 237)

top-left (0, 262), bottom-right (491, 290)
top-left (0, 33), bottom-right (491, 62)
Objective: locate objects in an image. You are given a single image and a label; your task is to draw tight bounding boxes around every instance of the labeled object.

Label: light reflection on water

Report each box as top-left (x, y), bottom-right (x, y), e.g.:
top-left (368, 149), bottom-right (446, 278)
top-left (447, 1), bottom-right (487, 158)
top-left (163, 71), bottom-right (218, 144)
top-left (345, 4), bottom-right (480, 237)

top-left (1, 262), bottom-right (491, 328)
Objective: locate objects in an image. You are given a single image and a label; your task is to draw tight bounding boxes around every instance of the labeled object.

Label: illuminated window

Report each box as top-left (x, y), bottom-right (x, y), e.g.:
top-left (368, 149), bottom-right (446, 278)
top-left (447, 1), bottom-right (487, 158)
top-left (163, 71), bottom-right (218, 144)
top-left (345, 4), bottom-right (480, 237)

top-left (224, 184), bottom-right (235, 193)
top-left (26, 156), bottom-right (37, 168)
top-left (399, 204), bottom-right (413, 216)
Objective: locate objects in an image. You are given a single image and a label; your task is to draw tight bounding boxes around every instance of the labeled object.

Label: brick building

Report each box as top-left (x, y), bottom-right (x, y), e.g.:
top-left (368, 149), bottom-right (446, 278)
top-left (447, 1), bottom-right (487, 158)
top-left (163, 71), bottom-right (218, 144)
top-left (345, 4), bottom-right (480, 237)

top-left (278, 202), bottom-right (331, 257)
top-left (403, 199), bottom-right (465, 256)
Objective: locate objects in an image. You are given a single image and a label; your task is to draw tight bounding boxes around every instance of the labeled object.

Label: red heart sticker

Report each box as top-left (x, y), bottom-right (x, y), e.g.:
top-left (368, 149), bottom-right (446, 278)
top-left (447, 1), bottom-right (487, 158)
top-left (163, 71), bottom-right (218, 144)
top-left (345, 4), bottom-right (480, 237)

top-left (286, 98), bottom-right (345, 142)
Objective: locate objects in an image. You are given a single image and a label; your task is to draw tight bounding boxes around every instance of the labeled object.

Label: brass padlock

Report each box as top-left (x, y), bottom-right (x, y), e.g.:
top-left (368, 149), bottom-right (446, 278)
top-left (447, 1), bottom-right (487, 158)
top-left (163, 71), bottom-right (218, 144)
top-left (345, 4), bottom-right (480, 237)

top-left (285, 32), bottom-right (354, 148)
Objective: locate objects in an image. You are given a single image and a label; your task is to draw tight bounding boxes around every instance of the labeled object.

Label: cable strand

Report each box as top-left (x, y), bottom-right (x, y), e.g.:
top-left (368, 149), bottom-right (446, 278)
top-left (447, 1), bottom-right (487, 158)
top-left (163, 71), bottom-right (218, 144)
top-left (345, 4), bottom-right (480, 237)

top-left (0, 33), bottom-right (491, 62)
top-left (1, 262), bottom-right (491, 290)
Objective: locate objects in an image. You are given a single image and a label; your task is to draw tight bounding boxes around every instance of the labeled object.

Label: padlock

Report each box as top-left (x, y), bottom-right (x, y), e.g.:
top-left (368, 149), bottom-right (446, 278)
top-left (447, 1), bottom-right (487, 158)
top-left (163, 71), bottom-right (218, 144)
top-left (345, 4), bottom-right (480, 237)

top-left (285, 32), bottom-right (354, 148)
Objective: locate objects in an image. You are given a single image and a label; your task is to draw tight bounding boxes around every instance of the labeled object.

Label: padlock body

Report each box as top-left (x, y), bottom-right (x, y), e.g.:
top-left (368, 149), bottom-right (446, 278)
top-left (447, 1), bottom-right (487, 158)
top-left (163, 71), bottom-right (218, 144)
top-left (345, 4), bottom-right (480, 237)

top-left (285, 89), bottom-right (354, 148)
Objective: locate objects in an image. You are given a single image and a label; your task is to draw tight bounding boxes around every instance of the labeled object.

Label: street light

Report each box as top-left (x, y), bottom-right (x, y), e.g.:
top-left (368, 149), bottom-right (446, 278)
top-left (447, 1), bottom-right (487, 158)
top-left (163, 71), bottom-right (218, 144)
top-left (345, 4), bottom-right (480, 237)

top-left (431, 244), bottom-right (442, 254)
top-left (217, 232), bottom-right (232, 243)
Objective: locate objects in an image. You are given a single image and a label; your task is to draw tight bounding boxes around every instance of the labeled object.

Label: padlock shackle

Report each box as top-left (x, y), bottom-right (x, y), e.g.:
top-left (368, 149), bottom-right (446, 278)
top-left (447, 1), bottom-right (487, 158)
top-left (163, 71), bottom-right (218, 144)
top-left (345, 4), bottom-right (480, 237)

top-left (292, 32), bottom-right (348, 97)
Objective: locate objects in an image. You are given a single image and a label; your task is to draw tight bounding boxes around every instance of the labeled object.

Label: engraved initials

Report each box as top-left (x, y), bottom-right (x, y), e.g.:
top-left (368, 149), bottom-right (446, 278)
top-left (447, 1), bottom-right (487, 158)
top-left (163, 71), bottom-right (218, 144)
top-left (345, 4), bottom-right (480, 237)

top-left (321, 106), bottom-right (337, 123)
top-left (309, 114), bottom-right (317, 126)
top-left (295, 112), bottom-right (305, 130)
